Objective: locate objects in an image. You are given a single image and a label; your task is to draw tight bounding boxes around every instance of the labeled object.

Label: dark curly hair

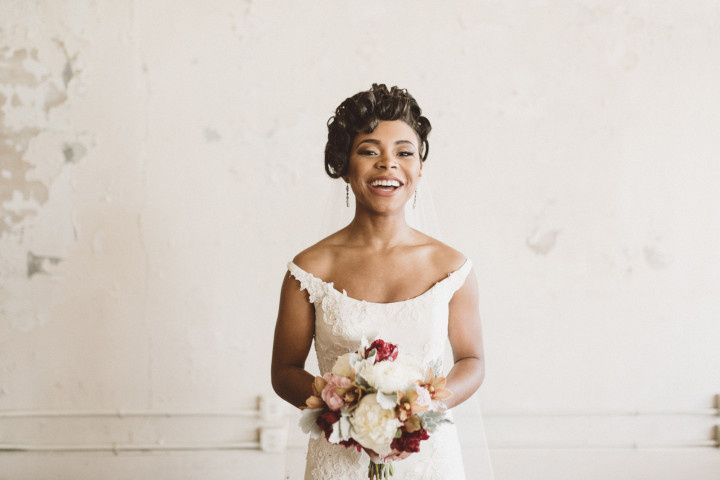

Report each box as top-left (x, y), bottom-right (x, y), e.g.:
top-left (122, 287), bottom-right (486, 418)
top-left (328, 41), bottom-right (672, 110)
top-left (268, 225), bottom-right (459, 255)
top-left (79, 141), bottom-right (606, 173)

top-left (324, 83), bottom-right (432, 179)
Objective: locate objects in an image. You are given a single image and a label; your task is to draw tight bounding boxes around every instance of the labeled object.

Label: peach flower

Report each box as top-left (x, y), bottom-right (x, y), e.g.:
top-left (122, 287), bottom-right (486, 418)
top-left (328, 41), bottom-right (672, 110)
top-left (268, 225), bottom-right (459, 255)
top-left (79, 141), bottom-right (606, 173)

top-left (321, 372), bottom-right (353, 411)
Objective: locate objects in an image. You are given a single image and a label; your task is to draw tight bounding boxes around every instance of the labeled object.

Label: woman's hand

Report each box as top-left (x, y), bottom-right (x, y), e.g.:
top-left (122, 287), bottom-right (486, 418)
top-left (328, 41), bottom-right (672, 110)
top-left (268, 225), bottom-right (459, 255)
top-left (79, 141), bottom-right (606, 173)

top-left (382, 448), bottom-right (413, 461)
top-left (363, 446), bottom-right (413, 462)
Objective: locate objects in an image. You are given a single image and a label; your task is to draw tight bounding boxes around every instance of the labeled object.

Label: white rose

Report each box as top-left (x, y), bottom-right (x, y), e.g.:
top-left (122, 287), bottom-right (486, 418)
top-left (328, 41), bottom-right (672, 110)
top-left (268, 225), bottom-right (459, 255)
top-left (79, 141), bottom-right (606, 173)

top-left (354, 358), bottom-right (378, 387)
top-left (360, 357), bottom-right (423, 394)
top-left (349, 394), bottom-right (401, 456)
top-left (331, 353), bottom-right (354, 378)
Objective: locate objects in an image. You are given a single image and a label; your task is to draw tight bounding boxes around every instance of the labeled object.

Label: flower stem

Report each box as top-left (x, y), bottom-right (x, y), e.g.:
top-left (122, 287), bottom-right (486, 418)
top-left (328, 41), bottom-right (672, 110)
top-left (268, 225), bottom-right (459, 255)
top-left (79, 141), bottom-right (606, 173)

top-left (368, 460), bottom-right (394, 479)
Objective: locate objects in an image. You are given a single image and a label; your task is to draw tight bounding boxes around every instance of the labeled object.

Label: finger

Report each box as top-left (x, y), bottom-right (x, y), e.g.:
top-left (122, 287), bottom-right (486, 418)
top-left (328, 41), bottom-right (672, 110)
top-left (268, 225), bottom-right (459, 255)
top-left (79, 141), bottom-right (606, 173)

top-left (391, 452), bottom-right (407, 461)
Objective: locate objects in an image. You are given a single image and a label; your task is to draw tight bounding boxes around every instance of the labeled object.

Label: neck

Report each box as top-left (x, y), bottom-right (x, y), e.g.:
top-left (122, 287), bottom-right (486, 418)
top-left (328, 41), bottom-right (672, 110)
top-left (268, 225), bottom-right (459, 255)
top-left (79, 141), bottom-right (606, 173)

top-left (346, 206), bottom-right (412, 251)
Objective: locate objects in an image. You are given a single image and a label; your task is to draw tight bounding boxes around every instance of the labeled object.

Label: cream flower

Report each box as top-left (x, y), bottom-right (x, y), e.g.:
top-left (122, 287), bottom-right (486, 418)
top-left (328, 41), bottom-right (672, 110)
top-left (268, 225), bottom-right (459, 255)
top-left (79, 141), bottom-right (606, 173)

top-left (414, 383), bottom-right (432, 408)
top-left (349, 393), bottom-right (401, 456)
top-left (331, 353), bottom-right (355, 378)
top-left (357, 356), bottom-right (424, 394)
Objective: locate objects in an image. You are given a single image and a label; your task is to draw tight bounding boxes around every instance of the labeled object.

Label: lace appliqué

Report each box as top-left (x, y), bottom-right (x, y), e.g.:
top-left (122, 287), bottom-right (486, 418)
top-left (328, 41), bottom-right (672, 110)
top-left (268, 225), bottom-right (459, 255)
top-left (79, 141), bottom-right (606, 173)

top-left (304, 436), bottom-right (367, 480)
top-left (287, 261), bottom-right (332, 304)
top-left (304, 424), bottom-right (466, 480)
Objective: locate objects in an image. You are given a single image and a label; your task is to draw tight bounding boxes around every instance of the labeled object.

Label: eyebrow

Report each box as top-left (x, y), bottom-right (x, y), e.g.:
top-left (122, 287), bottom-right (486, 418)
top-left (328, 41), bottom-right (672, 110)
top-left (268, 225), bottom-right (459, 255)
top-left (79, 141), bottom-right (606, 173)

top-left (357, 139), bottom-right (416, 148)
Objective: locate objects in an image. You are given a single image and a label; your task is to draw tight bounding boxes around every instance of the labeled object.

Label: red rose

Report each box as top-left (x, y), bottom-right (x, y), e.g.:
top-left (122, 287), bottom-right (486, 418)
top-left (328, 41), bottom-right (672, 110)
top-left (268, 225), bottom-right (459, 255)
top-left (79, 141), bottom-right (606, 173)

top-left (315, 408), bottom-right (340, 440)
top-left (339, 437), bottom-right (362, 452)
top-left (390, 427), bottom-right (430, 453)
top-left (365, 339), bottom-right (399, 363)
top-left (315, 410), bottom-right (362, 452)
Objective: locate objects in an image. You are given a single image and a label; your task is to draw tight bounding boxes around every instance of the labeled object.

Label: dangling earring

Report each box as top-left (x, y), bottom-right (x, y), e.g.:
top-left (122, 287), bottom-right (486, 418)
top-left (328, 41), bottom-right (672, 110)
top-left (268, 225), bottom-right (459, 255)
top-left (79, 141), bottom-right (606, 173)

top-left (413, 187), bottom-right (418, 209)
top-left (346, 183), bottom-right (350, 207)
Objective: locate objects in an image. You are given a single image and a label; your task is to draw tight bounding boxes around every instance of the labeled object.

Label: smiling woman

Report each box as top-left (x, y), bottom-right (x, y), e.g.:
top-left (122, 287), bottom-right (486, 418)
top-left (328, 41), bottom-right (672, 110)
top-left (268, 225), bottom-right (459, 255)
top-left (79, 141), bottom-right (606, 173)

top-left (346, 119), bottom-right (423, 210)
top-left (271, 83), bottom-right (492, 480)
top-left (324, 84), bottom-right (432, 214)
top-left (324, 83), bottom-right (431, 178)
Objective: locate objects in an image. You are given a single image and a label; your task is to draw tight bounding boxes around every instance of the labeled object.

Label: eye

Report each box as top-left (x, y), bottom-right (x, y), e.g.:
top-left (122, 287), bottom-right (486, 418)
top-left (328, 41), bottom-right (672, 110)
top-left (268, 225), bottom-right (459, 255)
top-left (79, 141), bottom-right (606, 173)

top-left (359, 149), bottom-right (376, 155)
top-left (399, 151), bottom-right (414, 157)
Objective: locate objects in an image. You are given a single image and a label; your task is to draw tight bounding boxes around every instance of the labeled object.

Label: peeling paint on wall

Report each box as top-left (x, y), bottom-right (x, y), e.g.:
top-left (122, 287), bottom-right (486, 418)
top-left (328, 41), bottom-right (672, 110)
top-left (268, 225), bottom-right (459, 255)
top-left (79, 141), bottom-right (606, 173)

top-left (0, 40), bottom-right (78, 237)
top-left (203, 127), bottom-right (221, 143)
top-left (26, 250), bottom-right (63, 278)
top-left (526, 227), bottom-right (561, 255)
top-left (0, 25), bottom-right (86, 340)
top-left (62, 141), bottom-right (86, 163)
top-left (643, 243), bottom-right (671, 269)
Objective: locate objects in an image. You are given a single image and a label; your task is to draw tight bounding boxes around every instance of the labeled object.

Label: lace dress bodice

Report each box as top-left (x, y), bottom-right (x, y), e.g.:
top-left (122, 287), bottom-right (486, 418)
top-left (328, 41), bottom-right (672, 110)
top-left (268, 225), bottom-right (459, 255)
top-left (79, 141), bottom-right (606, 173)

top-left (287, 256), bottom-right (472, 480)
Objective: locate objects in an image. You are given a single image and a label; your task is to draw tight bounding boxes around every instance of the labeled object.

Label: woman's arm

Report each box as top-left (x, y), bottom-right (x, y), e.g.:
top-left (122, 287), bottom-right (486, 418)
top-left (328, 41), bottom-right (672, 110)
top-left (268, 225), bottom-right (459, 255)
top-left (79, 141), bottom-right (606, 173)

top-left (444, 265), bottom-right (486, 409)
top-left (271, 268), bottom-right (316, 409)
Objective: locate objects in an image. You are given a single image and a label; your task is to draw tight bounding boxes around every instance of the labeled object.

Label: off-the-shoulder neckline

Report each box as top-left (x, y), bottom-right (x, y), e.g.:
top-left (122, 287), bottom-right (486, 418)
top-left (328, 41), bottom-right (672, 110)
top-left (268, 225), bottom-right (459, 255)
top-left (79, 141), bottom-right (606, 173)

top-left (287, 257), bottom-right (471, 306)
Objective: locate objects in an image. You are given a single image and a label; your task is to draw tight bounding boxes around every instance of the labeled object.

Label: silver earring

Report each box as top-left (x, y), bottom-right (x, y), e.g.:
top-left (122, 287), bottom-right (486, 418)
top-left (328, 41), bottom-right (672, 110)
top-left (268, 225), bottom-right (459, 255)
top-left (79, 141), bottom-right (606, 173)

top-left (413, 187), bottom-right (417, 209)
top-left (346, 183), bottom-right (349, 207)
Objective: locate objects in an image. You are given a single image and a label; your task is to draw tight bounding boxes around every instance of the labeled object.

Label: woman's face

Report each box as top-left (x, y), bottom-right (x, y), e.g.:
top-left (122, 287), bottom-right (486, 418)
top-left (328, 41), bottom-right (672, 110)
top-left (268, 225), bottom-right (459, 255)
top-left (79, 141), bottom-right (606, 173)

top-left (344, 119), bottom-right (423, 214)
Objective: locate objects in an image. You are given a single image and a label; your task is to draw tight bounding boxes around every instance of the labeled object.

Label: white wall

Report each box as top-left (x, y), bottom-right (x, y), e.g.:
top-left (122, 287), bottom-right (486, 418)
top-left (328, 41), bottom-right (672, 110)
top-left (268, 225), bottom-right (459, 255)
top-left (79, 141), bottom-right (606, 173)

top-left (0, 1), bottom-right (718, 479)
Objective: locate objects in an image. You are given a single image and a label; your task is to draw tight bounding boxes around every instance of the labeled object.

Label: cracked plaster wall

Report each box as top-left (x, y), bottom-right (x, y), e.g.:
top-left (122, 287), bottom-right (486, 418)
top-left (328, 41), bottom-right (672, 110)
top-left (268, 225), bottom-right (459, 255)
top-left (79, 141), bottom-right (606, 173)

top-left (0, 1), bottom-right (719, 479)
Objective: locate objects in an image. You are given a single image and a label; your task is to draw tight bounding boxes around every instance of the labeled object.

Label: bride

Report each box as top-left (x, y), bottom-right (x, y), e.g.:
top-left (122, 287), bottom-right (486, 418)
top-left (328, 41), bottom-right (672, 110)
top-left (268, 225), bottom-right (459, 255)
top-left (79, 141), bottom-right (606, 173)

top-left (271, 83), bottom-right (486, 479)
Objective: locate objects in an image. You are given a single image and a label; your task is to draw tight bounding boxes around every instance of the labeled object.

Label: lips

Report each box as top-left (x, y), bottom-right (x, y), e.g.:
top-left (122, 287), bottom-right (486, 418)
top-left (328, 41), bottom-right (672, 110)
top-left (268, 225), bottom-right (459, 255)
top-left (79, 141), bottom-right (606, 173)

top-left (369, 177), bottom-right (404, 185)
top-left (368, 182), bottom-right (402, 197)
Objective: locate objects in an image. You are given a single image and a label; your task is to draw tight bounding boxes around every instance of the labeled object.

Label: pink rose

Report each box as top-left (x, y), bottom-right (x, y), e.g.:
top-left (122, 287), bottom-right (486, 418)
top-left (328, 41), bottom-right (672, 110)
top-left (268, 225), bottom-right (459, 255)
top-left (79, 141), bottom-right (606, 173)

top-left (321, 372), bottom-right (352, 411)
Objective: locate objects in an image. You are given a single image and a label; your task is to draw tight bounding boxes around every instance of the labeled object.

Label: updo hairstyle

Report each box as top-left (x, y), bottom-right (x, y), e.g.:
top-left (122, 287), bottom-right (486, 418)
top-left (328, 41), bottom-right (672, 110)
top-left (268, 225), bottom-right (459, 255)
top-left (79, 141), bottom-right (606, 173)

top-left (324, 83), bottom-right (432, 179)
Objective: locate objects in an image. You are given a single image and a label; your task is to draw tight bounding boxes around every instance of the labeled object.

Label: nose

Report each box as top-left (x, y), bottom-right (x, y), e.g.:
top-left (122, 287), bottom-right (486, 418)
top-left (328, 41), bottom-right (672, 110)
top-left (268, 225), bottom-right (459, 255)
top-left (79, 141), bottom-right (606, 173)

top-left (376, 153), bottom-right (398, 169)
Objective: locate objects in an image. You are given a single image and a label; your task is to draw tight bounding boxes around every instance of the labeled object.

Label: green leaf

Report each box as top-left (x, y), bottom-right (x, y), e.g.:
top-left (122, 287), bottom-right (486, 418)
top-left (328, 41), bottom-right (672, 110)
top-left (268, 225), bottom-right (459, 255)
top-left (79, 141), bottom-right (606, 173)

top-left (418, 410), bottom-right (453, 431)
top-left (298, 407), bottom-right (323, 438)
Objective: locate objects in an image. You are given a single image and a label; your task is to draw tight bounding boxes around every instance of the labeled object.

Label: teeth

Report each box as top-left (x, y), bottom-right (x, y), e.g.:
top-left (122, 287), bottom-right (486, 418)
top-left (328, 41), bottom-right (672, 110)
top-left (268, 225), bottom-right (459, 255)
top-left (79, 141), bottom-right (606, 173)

top-left (370, 179), bottom-right (401, 187)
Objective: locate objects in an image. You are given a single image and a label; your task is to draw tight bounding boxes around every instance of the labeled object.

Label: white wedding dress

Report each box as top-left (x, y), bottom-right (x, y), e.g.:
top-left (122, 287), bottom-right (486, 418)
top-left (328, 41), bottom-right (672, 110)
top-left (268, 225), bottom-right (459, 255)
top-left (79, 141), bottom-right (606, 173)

top-left (287, 256), bottom-right (473, 480)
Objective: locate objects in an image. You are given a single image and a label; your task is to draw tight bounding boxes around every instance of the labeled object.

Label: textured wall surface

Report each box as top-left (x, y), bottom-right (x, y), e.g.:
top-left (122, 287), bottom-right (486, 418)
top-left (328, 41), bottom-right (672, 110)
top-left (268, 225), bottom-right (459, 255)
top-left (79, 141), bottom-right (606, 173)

top-left (1, 1), bottom-right (719, 479)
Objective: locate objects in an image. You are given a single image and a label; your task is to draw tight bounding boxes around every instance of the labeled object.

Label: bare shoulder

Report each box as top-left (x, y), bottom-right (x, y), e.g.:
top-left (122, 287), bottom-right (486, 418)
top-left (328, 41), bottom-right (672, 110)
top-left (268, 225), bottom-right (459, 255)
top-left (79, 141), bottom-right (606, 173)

top-left (290, 233), bottom-right (342, 278)
top-left (412, 230), bottom-right (468, 272)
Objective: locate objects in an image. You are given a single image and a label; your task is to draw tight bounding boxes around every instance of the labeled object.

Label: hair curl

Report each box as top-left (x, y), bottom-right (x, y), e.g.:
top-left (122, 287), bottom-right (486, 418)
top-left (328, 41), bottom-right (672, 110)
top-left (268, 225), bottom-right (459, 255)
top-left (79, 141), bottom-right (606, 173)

top-left (324, 83), bottom-right (432, 179)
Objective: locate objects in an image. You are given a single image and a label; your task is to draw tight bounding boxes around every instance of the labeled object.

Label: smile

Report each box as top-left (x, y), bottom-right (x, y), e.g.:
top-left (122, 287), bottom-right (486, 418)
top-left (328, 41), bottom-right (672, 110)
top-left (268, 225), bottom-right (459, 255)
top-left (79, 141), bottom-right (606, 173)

top-left (368, 183), bottom-right (402, 196)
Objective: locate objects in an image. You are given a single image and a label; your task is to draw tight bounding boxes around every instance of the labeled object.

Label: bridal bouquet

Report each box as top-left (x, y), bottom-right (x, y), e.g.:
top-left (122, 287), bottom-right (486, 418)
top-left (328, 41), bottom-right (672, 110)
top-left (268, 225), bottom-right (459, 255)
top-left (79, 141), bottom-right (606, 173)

top-left (299, 337), bottom-right (453, 479)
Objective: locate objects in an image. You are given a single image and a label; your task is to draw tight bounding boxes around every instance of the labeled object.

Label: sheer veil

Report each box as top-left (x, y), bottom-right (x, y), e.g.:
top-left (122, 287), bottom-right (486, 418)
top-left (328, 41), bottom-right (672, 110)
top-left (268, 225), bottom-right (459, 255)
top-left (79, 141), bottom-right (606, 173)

top-left (313, 174), bottom-right (496, 479)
